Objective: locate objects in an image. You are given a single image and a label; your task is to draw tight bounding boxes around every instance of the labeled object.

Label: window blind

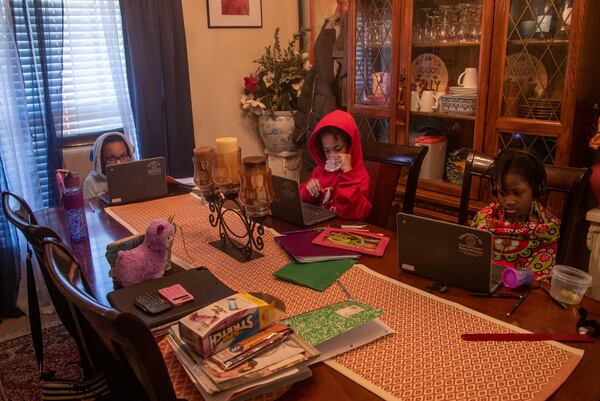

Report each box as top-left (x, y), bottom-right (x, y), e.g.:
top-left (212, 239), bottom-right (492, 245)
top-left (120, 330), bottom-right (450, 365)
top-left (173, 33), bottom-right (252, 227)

top-left (10, 0), bottom-right (130, 206)
top-left (61, 0), bottom-right (127, 136)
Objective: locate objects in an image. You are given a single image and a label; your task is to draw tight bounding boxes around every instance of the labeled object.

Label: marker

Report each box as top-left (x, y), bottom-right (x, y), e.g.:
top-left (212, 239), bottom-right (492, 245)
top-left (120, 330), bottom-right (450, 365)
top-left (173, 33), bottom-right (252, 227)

top-left (506, 291), bottom-right (530, 317)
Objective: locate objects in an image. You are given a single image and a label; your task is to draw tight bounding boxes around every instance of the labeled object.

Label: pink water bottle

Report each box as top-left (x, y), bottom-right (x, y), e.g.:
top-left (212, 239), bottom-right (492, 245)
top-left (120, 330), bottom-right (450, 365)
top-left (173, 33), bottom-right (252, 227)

top-left (63, 174), bottom-right (88, 242)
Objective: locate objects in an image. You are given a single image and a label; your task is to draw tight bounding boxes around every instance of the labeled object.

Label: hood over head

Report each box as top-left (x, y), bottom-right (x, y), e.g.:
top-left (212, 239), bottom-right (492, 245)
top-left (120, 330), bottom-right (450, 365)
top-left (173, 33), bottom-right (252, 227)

top-left (90, 131), bottom-right (135, 179)
top-left (308, 110), bottom-right (364, 171)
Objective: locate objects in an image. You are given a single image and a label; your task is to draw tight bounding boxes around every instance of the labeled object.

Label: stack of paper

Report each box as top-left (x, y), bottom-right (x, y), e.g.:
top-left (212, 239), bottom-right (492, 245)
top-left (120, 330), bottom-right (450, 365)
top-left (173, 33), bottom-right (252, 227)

top-left (167, 325), bottom-right (317, 401)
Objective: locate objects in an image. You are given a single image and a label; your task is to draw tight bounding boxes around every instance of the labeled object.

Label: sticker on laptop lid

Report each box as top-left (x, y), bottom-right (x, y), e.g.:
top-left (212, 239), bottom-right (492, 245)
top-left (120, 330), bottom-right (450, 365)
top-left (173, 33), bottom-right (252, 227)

top-left (147, 160), bottom-right (162, 176)
top-left (457, 232), bottom-right (484, 258)
top-left (401, 263), bottom-right (415, 271)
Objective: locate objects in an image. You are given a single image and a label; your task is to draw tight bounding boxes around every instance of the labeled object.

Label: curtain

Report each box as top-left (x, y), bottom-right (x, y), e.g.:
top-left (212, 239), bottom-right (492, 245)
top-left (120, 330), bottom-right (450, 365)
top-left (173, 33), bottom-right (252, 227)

top-left (0, 0), bottom-right (64, 316)
top-left (119, 0), bottom-right (195, 177)
top-left (98, 0), bottom-right (139, 157)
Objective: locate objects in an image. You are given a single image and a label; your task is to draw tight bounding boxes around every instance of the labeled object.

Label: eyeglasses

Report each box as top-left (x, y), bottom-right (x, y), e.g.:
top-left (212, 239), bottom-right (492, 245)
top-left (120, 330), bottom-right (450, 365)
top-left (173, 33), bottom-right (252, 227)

top-left (104, 155), bottom-right (131, 164)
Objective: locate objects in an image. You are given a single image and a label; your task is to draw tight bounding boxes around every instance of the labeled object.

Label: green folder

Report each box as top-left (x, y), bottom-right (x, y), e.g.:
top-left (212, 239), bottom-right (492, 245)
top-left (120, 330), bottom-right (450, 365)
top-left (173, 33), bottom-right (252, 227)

top-left (273, 259), bottom-right (355, 292)
top-left (284, 300), bottom-right (384, 346)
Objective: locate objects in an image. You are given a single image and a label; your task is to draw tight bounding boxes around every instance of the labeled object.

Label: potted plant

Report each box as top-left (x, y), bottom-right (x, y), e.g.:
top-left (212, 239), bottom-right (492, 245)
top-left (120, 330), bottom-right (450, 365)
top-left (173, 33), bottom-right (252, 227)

top-left (241, 28), bottom-right (310, 154)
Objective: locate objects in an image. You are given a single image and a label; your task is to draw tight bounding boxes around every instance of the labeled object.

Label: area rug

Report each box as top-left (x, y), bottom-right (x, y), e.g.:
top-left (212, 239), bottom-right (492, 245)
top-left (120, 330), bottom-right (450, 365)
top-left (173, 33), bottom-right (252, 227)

top-left (0, 325), bottom-right (81, 401)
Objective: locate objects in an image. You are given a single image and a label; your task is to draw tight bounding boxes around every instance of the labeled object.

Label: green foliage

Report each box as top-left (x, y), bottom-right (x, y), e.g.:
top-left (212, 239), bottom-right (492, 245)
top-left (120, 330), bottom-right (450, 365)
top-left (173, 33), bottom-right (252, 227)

top-left (241, 28), bottom-right (310, 114)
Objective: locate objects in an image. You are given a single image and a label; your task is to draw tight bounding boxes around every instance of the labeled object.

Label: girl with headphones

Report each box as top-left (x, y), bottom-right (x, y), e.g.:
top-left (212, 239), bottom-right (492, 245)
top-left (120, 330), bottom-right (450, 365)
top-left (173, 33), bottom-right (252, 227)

top-left (471, 149), bottom-right (560, 279)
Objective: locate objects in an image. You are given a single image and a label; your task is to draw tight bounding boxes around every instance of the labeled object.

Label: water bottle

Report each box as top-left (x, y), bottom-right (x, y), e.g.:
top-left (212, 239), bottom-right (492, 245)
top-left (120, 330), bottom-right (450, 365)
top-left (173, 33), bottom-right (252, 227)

top-left (63, 173), bottom-right (88, 242)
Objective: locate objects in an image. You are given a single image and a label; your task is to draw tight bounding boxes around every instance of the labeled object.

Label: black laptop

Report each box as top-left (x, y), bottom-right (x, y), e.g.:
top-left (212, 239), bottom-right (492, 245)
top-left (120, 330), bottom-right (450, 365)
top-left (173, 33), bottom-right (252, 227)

top-left (107, 268), bottom-right (234, 330)
top-left (396, 212), bottom-right (504, 293)
top-left (99, 157), bottom-right (168, 205)
top-left (270, 175), bottom-right (336, 226)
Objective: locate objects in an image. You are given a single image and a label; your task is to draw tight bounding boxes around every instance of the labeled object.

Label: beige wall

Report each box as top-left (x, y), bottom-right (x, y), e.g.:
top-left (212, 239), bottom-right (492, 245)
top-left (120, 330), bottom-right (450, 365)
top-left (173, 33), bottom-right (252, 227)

top-left (182, 0), bottom-right (299, 158)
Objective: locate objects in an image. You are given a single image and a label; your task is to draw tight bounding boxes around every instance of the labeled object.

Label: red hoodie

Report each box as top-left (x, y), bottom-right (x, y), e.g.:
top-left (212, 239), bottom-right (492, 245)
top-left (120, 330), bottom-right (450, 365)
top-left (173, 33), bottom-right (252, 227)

top-left (300, 110), bottom-right (372, 220)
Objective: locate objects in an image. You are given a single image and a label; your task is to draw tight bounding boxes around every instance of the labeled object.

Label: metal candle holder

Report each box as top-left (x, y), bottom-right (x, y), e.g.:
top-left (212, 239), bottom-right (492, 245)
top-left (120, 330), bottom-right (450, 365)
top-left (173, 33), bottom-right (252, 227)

top-left (205, 188), bottom-right (265, 262)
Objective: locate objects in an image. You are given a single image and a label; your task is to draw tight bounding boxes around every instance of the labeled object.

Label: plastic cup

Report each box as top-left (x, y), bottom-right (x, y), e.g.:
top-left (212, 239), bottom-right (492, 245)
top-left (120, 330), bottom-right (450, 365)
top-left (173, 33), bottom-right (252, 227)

top-left (502, 268), bottom-right (533, 289)
top-left (549, 265), bottom-right (593, 305)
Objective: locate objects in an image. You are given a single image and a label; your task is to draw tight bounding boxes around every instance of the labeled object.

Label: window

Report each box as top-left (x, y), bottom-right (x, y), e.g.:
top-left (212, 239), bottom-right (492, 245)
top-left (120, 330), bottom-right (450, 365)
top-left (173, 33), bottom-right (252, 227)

top-left (9, 0), bottom-right (136, 206)
top-left (61, 0), bottom-right (131, 137)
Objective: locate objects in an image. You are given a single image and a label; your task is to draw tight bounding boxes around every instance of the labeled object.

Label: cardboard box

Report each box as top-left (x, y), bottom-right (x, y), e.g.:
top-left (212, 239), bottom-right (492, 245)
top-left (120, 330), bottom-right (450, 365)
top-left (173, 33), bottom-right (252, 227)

top-left (178, 292), bottom-right (284, 357)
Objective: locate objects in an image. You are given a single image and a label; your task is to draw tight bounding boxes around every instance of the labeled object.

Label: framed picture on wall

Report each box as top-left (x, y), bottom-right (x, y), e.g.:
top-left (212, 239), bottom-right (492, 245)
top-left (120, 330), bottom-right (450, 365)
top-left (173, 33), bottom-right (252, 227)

top-left (299, 0), bottom-right (345, 61)
top-left (207, 0), bottom-right (263, 28)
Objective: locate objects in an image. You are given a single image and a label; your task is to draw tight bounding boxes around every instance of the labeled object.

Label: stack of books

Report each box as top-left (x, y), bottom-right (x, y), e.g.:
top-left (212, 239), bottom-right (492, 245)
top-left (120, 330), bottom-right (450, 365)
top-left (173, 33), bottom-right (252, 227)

top-left (166, 292), bottom-right (394, 400)
top-left (167, 323), bottom-right (319, 401)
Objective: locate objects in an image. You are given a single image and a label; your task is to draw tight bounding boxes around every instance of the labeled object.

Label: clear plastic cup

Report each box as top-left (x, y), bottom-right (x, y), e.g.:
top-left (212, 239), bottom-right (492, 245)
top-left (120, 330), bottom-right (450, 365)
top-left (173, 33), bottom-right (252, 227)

top-left (549, 265), bottom-right (593, 305)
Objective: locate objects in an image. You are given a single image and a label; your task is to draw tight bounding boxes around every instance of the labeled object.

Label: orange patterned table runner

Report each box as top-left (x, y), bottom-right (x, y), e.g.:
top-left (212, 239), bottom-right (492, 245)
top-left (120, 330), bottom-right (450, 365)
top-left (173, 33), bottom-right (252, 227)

top-left (106, 194), bottom-right (348, 318)
top-left (107, 194), bottom-right (583, 401)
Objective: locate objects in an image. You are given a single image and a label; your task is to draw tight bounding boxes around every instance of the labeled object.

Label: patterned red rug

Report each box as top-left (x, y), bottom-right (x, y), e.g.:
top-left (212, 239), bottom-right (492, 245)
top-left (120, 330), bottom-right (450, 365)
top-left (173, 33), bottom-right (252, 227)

top-left (0, 325), bottom-right (82, 401)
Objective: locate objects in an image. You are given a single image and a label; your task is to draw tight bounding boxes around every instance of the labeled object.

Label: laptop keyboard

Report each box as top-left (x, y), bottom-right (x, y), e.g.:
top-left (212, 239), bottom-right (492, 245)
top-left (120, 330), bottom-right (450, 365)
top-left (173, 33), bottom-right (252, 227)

top-left (302, 204), bottom-right (332, 225)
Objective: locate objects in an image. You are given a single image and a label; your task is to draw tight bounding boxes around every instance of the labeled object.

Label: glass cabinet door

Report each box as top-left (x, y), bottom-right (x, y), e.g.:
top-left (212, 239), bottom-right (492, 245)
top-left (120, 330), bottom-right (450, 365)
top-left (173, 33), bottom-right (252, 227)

top-left (350, 0), bottom-right (395, 143)
top-left (407, 0), bottom-right (485, 185)
top-left (502, 0), bottom-right (572, 121)
top-left (353, 0), bottom-right (393, 108)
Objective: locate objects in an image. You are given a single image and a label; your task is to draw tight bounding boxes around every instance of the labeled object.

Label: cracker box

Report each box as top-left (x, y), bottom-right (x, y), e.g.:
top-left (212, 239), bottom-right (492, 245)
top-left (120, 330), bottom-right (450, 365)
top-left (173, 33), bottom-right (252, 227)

top-left (178, 292), bottom-right (284, 357)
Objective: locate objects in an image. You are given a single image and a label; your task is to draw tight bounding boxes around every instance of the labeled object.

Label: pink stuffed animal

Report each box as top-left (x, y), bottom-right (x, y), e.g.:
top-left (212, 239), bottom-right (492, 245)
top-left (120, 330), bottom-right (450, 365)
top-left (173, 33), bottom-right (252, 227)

top-left (113, 219), bottom-right (174, 287)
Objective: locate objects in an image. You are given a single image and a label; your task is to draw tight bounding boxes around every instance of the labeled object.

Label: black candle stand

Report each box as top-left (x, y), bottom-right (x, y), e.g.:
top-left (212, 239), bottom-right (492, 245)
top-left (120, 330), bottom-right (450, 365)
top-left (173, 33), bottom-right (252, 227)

top-left (206, 190), bottom-right (264, 262)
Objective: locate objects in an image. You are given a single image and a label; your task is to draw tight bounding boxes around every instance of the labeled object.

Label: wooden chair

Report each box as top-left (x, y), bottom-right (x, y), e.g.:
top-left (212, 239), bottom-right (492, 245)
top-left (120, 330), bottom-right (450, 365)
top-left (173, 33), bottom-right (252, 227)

top-left (457, 151), bottom-right (592, 267)
top-left (1, 191), bottom-right (98, 374)
top-left (43, 238), bottom-right (182, 401)
top-left (362, 141), bottom-right (428, 229)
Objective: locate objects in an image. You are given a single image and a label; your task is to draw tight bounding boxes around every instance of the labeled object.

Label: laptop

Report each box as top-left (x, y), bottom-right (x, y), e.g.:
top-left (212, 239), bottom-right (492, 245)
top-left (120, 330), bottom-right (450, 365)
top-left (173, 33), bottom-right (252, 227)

top-left (396, 212), bottom-right (504, 293)
top-left (99, 157), bottom-right (168, 205)
top-left (270, 175), bottom-right (336, 226)
top-left (107, 268), bottom-right (234, 331)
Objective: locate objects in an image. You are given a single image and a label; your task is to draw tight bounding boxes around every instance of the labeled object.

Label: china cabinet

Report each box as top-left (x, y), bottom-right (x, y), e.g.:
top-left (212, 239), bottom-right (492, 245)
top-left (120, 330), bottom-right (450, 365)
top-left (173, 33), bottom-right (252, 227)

top-left (347, 0), bottom-right (600, 221)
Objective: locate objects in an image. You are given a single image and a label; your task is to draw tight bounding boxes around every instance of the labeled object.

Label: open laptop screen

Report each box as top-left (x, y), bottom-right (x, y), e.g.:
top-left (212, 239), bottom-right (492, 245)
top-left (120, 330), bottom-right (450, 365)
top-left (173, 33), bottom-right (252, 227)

top-left (396, 212), bottom-right (502, 293)
top-left (103, 157), bottom-right (168, 205)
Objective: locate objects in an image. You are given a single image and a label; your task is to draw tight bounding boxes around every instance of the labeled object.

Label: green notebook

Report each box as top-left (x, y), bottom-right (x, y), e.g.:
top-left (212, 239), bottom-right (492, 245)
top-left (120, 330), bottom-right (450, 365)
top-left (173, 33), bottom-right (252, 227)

top-left (273, 259), bottom-right (355, 292)
top-left (284, 300), bottom-right (384, 346)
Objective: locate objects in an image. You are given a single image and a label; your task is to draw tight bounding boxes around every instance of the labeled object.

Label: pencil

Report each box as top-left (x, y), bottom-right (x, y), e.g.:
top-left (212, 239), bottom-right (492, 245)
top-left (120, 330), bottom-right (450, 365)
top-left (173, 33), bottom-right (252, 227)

top-left (506, 290), bottom-right (530, 317)
top-left (88, 201), bottom-right (95, 213)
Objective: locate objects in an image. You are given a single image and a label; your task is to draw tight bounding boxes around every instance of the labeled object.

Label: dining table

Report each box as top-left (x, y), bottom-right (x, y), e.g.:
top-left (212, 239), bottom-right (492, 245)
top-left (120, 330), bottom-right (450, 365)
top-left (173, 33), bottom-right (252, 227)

top-left (35, 194), bottom-right (600, 401)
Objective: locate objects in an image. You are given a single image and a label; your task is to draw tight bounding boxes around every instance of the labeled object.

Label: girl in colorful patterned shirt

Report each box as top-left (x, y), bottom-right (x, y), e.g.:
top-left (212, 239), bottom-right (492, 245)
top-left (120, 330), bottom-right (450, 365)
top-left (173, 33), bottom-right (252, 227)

top-left (471, 149), bottom-right (560, 279)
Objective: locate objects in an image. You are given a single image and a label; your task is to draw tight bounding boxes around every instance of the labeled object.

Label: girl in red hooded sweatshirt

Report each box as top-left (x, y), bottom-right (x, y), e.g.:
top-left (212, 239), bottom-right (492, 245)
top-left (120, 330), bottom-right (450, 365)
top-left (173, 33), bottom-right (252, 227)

top-left (300, 110), bottom-right (372, 220)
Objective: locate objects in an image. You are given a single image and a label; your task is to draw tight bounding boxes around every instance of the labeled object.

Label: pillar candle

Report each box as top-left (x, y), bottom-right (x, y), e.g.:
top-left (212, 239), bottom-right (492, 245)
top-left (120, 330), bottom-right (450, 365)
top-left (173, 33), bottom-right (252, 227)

top-left (193, 145), bottom-right (214, 187)
top-left (214, 138), bottom-right (240, 187)
top-left (216, 137), bottom-right (238, 154)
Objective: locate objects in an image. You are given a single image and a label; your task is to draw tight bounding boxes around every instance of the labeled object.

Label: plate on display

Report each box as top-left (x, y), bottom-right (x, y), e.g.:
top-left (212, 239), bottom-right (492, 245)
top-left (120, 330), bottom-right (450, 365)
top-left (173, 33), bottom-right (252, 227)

top-left (411, 53), bottom-right (448, 92)
top-left (505, 53), bottom-right (548, 97)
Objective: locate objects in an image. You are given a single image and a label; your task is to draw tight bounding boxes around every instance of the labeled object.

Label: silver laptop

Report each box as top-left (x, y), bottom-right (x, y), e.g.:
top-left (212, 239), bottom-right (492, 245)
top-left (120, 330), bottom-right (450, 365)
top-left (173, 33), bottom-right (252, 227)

top-left (270, 175), bottom-right (336, 226)
top-left (396, 212), bottom-right (504, 293)
top-left (99, 157), bottom-right (168, 205)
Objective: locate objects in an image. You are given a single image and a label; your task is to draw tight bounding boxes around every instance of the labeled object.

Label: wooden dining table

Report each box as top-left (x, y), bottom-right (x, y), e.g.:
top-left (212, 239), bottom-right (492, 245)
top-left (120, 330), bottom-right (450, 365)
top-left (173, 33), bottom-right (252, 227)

top-left (35, 195), bottom-right (600, 401)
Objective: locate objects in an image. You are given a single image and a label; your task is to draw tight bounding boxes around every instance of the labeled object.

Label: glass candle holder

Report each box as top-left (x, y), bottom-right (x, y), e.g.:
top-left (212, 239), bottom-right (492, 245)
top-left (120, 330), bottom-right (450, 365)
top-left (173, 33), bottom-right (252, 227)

top-left (213, 146), bottom-right (241, 197)
top-left (239, 156), bottom-right (273, 218)
top-left (193, 146), bottom-right (218, 200)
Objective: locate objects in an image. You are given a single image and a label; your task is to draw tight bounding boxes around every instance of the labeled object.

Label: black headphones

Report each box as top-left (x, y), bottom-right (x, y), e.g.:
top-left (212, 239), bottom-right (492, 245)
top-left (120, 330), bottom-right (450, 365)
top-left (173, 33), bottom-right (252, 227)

top-left (490, 149), bottom-right (546, 199)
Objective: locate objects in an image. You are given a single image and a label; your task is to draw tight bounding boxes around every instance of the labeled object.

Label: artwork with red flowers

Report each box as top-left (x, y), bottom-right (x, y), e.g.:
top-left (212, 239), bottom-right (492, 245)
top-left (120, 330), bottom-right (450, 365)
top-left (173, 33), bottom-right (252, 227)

top-left (207, 0), bottom-right (262, 28)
